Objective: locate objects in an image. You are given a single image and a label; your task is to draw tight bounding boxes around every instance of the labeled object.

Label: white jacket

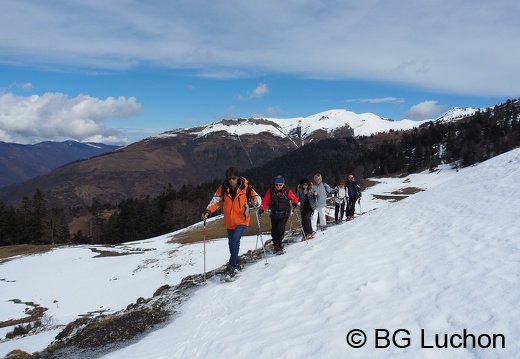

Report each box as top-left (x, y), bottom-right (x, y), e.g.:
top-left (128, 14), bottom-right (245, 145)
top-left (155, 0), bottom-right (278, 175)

top-left (334, 187), bottom-right (348, 204)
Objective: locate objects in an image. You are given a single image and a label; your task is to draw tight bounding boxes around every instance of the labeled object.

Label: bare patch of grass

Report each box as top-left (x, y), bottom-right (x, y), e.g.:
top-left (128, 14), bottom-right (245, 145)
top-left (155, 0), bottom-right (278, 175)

top-left (0, 300), bottom-right (47, 329)
top-left (391, 187), bottom-right (423, 195)
top-left (372, 194), bottom-right (408, 202)
top-left (89, 248), bottom-right (142, 258)
top-left (0, 244), bottom-right (62, 261)
top-left (360, 178), bottom-right (380, 189)
top-left (4, 349), bottom-right (33, 358)
top-left (171, 212), bottom-right (292, 245)
top-left (372, 186), bottom-right (423, 202)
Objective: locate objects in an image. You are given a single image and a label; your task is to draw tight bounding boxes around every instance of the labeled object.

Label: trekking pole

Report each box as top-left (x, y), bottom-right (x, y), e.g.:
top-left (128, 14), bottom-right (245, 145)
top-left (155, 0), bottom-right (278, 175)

top-left (294, 209), bottom-right (308, 244)
top-left (256, 208), bottom-right (267, 249)
top-left (255, 209), bottom-right (269, 266)
top-left (203, 218), bottom-right (207, 281)
top-left (289, 207), bottom-right (294, 235)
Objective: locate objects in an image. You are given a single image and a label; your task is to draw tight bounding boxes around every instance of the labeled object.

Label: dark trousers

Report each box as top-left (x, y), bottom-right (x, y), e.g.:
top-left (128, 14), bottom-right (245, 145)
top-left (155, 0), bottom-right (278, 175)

top-left (301, 207), bottom-right (313, 237)
top-left (347, 198), bottom-right (356, 217)
top-left (335, 202), bottom-right (345, 222)
top-left (271, 216), bottom-right (289, 247)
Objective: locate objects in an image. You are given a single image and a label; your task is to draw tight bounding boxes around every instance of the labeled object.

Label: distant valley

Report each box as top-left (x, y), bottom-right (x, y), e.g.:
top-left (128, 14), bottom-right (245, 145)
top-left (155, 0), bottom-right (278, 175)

top-left (0, 140), bottom-right (121, 188)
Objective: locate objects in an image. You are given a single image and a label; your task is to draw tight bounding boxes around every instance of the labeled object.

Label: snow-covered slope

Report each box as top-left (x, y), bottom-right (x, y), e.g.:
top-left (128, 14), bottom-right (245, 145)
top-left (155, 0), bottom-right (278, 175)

top-left (2, 148), bottom-right (519, 358)
top-left (102, 150), bottom-right (519, 359)
top-left (434, 107), bottom-right (481, 123)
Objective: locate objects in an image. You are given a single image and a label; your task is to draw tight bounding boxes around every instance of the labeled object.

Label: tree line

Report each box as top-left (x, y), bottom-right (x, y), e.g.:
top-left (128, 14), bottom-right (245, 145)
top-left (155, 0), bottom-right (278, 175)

top-left (1, 99), bottom-right (519, 247)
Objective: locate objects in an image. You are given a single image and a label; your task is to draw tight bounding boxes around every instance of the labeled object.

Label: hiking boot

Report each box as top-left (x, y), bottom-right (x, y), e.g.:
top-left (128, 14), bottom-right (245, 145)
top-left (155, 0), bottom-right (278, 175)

top-left (306, 233), bottom-right (315, 240)
top-left (273, 245), bottom-right (284, 254)
top-left (234, 263), bottom-right (244, 272)
top-left (225, 264), bottom-right (236, 277)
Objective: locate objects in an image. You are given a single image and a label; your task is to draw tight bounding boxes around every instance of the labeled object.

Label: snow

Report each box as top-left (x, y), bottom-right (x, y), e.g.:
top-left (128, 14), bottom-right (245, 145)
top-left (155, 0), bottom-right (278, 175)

top-left (435, 107), bottom-right (481, 123)
top-left (157, 109), bottom-right (433, 141)
top-left (2, 148), bottom-right (520, 358)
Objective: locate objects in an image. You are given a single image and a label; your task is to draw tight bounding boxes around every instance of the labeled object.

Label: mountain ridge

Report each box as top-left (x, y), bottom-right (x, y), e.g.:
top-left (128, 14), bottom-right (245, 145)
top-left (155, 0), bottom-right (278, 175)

top-left (0, 107), bottom-right (476, 208)
top-left (155, 109), bottom-right (435, 142)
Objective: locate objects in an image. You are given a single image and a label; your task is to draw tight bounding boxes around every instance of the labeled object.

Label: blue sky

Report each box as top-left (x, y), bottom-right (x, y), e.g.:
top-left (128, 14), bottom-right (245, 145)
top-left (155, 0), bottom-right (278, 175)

top-left (1, 0), bottom-right (519, 145)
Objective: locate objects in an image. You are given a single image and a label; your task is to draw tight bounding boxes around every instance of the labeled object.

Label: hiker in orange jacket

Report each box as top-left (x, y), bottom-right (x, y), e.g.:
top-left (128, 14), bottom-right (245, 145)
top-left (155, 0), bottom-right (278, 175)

top-left (202, 167), bottom-right (261, 276)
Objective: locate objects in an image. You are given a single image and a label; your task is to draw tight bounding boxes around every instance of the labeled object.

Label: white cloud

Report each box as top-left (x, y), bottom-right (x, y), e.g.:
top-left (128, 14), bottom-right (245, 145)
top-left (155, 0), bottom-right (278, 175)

top-left (404, 100), bottom-right (446, 120)
top-left (348, 97), bottom-right (405, 104)
top-left (214, 105), bottom-right (238, 120)
top-left (0, 92), bottom-right (142, 144)
top-left (249, 83), bottom-right (269, 98)
top-left (266, 106), bottom-right (284, 116)
top-left (19, 83), bottom-right (33, 90)
top-left (1, 82), bottom-right (33, 94)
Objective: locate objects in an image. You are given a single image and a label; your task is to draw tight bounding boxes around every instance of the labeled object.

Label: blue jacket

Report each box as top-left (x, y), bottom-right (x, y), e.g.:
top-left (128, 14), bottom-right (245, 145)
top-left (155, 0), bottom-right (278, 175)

top-left (346, 180), bottom-right (362, 200)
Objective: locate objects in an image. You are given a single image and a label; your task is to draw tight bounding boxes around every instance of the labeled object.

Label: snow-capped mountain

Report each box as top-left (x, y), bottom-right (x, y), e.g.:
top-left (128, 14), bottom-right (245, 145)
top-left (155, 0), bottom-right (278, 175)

top-left (434, 107), bottom-right (481, 124)
top-left (158, 109), bottom-right (432, 143)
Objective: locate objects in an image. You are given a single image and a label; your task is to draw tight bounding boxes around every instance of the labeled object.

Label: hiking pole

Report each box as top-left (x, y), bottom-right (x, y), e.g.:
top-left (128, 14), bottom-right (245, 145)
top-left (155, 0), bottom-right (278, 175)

top-left (256, 208), bottom-right (267, 249)
top-left (289, 207), bottom-right (295, 235)
top-left (203, 218), bottom-right (207, 281)
top-left (255, 209), bottom-right (269, 266)
top-left (294, 208), bottom-right (308, 244)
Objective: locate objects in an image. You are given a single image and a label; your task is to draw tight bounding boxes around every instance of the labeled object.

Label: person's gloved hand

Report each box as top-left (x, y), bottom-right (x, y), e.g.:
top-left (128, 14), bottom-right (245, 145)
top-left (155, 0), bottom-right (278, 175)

top-left (249, 197), bottom-right (258, 207)
top-left (258, 208), bottom-right (264, 215)
top-left (292, 202), bottom-right (298, 209)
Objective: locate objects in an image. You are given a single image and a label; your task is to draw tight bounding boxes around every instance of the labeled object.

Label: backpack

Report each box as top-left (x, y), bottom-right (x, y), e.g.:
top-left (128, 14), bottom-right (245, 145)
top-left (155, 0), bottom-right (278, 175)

top-left (335, 187), bottom-right (347, 203)
top-left (220, 178), bottom-right (254, 201)
top-left (268, 186), bottom-right (291, 219)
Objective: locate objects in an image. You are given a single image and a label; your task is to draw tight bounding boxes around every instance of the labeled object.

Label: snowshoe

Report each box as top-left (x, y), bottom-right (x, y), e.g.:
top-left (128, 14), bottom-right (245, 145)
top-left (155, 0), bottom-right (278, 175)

top-left (273, 245), bottom-right (286, 255)
top-left (215, 264), bottom-right (240, 282)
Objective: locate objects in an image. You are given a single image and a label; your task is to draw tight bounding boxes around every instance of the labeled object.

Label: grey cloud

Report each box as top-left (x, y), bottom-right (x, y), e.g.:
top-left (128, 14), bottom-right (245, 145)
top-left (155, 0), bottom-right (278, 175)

top-left (0, 1), bottom-right (519, 96)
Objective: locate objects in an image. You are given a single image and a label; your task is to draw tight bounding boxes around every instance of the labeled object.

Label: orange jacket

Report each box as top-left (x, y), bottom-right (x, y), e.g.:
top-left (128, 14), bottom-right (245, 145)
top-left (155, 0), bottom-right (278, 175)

top-left (206, 177), bottom-right (260, 230)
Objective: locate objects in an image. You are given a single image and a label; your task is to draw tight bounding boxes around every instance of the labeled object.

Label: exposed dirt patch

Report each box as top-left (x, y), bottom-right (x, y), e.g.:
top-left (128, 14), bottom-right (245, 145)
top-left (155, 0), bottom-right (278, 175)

top-left (0, 300), bottom-right (47, 329)
top-left (391, 187), bottom-right (424, 195)
top-left (0, 245), bottom-right (62, 261)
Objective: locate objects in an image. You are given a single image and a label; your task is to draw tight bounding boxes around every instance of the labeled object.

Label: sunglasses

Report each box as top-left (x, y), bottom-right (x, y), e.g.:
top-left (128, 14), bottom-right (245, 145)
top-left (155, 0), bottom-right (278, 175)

top-left (227, 176), bottom-right (238, 181)
top-left (275, 183), bottom-right (284, 187)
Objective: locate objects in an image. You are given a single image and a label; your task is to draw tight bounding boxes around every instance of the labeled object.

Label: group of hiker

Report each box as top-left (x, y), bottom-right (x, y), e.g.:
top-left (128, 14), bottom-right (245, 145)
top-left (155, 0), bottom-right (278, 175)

top-left (201, 167), bottom-right (362, 277)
